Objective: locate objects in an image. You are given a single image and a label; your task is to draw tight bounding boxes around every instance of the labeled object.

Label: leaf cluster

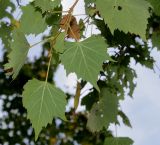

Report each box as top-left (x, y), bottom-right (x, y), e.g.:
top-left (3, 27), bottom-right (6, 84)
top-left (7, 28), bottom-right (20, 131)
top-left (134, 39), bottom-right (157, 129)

top-left (0, 0), bottom-right (160, 144)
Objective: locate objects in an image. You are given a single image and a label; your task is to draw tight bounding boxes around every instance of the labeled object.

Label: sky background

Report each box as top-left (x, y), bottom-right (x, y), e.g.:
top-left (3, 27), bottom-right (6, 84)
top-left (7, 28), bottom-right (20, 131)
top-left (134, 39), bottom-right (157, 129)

top-left (0, 0), bottom-right (160, 145)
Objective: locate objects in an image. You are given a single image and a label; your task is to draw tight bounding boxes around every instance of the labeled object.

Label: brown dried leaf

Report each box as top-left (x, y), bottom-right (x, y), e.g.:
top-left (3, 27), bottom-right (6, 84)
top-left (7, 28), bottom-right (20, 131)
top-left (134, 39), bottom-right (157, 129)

top-left (60, 14), bottom-right (71, 30)
top-left (60, 14), bottom-right (81, 40)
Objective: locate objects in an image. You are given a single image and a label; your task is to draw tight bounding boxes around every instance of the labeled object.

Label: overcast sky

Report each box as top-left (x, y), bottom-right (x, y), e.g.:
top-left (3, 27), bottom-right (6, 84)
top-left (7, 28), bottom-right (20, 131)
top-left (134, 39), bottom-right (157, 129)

top-left (0, 0), bottom-right (160, 145)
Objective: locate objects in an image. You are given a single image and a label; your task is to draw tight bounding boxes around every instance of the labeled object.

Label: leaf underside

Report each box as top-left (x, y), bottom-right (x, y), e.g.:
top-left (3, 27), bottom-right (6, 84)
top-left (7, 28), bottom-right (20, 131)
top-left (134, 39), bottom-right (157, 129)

top-left (20, 5), bottom-right (47, 35)
top-left (22, 79), bottom-right (67, 140)
top-left (60, 36), bottom-right (110, 91)
top-left (96, 0), bottom-right (150, 40)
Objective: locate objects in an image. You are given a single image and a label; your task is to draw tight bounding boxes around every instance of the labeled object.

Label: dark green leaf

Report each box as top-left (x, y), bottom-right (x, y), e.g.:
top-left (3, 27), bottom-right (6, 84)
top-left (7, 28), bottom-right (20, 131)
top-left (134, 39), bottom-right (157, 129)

top-left (87, 87), bottom-right (118, 132)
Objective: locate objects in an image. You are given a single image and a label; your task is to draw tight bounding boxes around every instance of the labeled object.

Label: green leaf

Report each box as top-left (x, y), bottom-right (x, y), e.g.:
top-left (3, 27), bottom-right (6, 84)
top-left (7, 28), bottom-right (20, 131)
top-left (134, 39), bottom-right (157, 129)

top-left (147, 0), bottom-right (160, 16)
top-left (54, 32), bottom-right (65, 53)
top-left (0, 0), bottom-right (15, 19)
top-left (96, 0), bottom-right (151, 40)
top-left (152, 32), bottom-right (160, 50)
top-left (4, 29), bottom-right (30, 79)
top-left (60, 36), bottom-right (110, 91)
top-left (87, 88), bottom-right (118, 132)
top-left (35, 0), bottom-right (60, 13)
top-left (104, 137), bottom-right (134, 145)
top-left (52, 50), bottom-right (60, 65)
top-left (0, 22), bottom-right (12, 50)
top-left (22, 79), bottom-right (67, 140)
top-left (45, 5), bottom-right (62, 27)
top-left (74, 82), bottom-right (81, 110)
top-left (118, 110), bottom-right (132, 128)
top-left (81, 89), bottom-right (99, 111)
top-left (20, 5), bottom-right (47, 35)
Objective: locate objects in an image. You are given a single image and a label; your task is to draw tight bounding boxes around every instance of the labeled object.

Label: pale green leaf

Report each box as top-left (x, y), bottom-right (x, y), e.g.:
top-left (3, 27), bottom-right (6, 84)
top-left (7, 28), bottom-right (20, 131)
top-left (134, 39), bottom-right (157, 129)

top-left (147, 0), bottom-right (160, 16)
top-left (96, 0), bottom-right (151, 40)
top-left (20, 5), bottom-right (47, 35)
top-left (87, 88), bottom-right (118, 132)
top-left (60, 36), bottom-right (110, 91)
top-left (35, 0), bottom-right (60, 13)
top-left (54, 32), bottom-right (65, 53)
top-left (4, 29), bottom-right (30, 79)
top-left (104, 137), bottom-right (133, 145)
top-left (22, 79), bottom-right (67, 140)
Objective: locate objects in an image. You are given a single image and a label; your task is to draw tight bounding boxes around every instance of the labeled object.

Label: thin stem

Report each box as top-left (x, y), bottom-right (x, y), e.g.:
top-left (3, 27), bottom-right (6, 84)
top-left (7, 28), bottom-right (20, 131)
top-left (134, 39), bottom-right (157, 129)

top-left (45, 48), bottom-right (53, 82)
top-left (29, 0), bottom-right (80, 49)
top-left (69, 0), bottom-right (79, 13)
top-left (45, 31), bottom-right (61, 82)
top-left (47, 10), bottom-right (68, 14)
top-left (85, 21), bottom-right (89, 36)
top-left (44, 0), bottom-right (80, 82)
top-left (29, 36), bottom-right (53, 49)
top-left (73, 14), bottom-right (87, 16)
top-left (115, 124), bottom-right (118, 145)
top-left (68, 24), bottom-right (79, 41)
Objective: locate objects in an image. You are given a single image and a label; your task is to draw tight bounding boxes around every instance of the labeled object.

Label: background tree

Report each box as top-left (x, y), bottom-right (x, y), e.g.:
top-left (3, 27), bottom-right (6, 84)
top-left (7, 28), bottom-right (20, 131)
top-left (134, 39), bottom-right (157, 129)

top-left (0, 0), bottom-right (160, 144)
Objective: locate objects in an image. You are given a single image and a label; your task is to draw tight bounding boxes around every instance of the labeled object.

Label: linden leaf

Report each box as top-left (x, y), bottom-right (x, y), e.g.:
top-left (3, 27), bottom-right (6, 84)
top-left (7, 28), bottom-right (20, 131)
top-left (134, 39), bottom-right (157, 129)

top-left (104, 137), bottom-right (134, 145)
top-left (87, 88), bottom-right (118, 132)
top-left (96, 0), bottom-right (151, 40)
top-left (22, 79), bottom-right (67, 140)
top-left (4, 29), bottom-right (30, 79)
top-left (20, 5), bottom-right (47, 35)
top-left (60, 36), bottom-right (111, 91)
top-left (35, 0), bottom-right (60, 13)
